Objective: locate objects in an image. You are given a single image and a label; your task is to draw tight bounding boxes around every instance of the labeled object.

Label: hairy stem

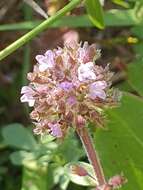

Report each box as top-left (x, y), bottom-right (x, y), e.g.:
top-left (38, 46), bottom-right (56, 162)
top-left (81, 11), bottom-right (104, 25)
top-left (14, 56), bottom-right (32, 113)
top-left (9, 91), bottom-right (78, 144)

top-left (0, 0), bottom-right (81, 61)
top-left (76, 127), bottom-right (106, 186)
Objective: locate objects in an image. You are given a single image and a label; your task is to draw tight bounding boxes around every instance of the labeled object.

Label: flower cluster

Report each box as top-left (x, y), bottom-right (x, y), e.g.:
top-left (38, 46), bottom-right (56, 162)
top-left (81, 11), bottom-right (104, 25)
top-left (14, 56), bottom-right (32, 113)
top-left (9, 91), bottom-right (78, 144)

top-left (21, 42), bottom-right (119, 138)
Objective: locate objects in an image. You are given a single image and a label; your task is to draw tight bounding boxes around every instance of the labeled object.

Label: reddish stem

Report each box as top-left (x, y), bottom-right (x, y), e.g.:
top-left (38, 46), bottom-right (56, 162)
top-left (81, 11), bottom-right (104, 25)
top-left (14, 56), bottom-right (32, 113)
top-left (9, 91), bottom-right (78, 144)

top-left (76, 127), bottom-right (106, 186)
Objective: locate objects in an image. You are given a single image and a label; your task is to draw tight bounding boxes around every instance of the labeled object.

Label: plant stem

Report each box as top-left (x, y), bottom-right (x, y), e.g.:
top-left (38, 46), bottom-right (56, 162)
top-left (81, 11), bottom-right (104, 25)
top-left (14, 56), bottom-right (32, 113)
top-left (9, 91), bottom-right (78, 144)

top-left (76, 127), bottom-right (106, 186)
top-left (0, 0), bottom-right (81, 61)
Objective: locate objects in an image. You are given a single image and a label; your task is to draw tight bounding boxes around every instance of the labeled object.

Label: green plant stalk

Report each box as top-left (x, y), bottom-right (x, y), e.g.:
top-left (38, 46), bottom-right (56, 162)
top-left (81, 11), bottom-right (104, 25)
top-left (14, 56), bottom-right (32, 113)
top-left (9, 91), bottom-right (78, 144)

top-left (0, 0), bottom-right (81, 61)
top-left (76, 127), bottom-right (106, 186)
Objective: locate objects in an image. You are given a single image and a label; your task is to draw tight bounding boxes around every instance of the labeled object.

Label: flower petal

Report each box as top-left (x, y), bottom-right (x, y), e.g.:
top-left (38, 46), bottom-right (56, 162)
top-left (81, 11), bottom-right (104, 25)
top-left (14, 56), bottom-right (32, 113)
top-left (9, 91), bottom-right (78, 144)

top-left (89, 89), bottom-right (106, 100)
top-left (20, 94), bottom-right (35, 107)
top-left (48, 123), bottom-right (62, 138)
top-left (67, 96), bottom-right (77, 106)
top-left (21, 86), bottom-right (33, 94)
top-left (90, 81), bottom-right (107, 90)
top-left (59, 81), bottom-right (73, 91)
top-left (36, 52), bottom-right (55, 72)
top-left (78, 62), bottom-right (96, 82)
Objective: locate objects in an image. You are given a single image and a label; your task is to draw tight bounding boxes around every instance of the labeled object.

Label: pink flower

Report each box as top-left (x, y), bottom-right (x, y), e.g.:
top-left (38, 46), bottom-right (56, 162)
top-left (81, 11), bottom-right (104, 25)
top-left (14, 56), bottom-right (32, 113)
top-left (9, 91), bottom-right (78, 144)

top-left (108, 174), bottom-right (127, 188)
top-left (67, 96), bottom-right (77, 106)
top-left (20, 86), bottom-right (35, 107)
top-left (59, 81), bottom-right (73, 91)
top-left (89, 81), bottom-right (107, 100)
top-left (78, 62), bottom-right (96, 82)
top-left (20, 42), bottom-right (120, 138)
top-left (35, 50), bottom-right (55, 72)
top-left (77, 42), bottom-right (99, 63)
top-left (48, 123), bottom-right (62, 138)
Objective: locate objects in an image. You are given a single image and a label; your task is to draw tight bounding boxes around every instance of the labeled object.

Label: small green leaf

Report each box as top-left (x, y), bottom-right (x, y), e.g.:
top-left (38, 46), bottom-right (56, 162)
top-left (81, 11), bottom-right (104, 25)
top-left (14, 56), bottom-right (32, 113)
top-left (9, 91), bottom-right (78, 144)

top-left (85, 0), bottom-right (105, 29)
top-left (65, 162), bottom-right (97, 186)
top-left (2, 123), bottom-right (37, 150)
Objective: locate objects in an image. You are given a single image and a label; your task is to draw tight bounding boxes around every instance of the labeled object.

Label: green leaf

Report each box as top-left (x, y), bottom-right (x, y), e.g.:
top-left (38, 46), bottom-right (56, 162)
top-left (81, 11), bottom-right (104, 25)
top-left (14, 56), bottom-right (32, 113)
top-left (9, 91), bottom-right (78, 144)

top-left (2, 123), bottom-right (37, 150)
top-left (85, 0), bottom-right (105, 29)
top-left (55, 129), bottom-right (84, 165)
top-left (127, 60), bottom-right (143, 96)
top-left (59, 175), bottom-right (70, 190)
top-left (131, 25), bottom-right (143, 39)
top-left (21, 162), bottom-right (49, 190)
top-left (133, 43), bottom-right (143, 58)
top-left (112, 0), bottom-right (130, 8)
top-left (104, 9), bottom-right (138, 26)
top-left (10, 151), bottom-right (38, 166)
top-left (95, 93), bottom-right (143, 189)
top-left (65, 162), bottom-right (97, 186)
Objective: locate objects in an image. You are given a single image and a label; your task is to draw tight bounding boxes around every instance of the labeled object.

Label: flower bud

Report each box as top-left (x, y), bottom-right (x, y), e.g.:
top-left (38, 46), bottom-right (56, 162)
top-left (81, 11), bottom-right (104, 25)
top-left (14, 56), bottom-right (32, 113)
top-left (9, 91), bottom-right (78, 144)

top-left (70, 165), bottom-right (88, 176)
top-left (108, 174), bottom-right (127, 189)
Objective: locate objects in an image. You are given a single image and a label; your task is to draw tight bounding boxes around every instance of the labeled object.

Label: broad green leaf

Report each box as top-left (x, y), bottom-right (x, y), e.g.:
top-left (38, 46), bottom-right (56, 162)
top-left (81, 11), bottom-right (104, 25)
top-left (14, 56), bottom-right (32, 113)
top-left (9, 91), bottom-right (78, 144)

top-left (95, 93), bottom-right (143, 189)
top-left (65, 162), bottom-right (97, 186)
top-left (85, 0), bottom-right (105, 29)
top-left (127, 60), bottom-right (143, 96)
top-left (2, 123), bottom-right (37, 150)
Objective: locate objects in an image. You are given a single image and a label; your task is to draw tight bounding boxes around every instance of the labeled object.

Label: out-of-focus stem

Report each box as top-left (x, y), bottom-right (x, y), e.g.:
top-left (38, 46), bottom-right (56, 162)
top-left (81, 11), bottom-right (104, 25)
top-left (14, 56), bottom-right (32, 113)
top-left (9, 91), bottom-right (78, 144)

top-left (76, 127), bottom-right (106, 186)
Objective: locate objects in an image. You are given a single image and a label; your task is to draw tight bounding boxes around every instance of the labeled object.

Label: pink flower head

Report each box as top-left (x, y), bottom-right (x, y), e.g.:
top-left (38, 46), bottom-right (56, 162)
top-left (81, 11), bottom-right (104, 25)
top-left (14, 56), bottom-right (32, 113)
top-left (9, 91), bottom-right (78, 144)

top-left (20, 42), bottom-right (120, 138)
